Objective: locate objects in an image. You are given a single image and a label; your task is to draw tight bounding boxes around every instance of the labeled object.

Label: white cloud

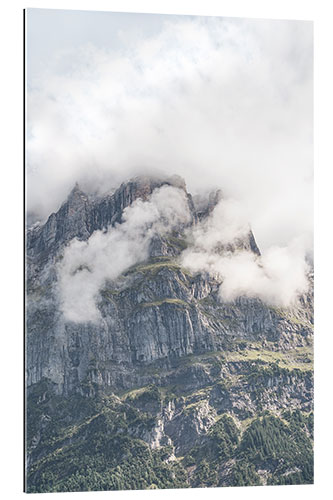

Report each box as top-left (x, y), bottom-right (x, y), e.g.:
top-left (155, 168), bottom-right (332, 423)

top-left (187, 198), bottom-right (251, 251)
top-left (58, 184), bottom-right (310, 322)
top-left (218, 243), bottom-right (309, 307)
top-left (181, 199), bottom-right (309, 307)
top-left (26, 16), bottom-right (313, 253)
top-left (58, 185), bottom-right (191, 322)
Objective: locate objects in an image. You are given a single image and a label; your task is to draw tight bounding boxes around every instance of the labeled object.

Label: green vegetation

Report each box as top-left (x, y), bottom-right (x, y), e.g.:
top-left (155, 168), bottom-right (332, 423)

top-left (182, 411), bottom-right (313, 488)
top-left (224, 345), bottom-right (313, 372)
top-left (238, 414), bottom-right (313, 485)
top-left (230, 461), bottom-right (261, 486)
top-left (123, 384), bottom-right (162, 405)
top-left (139, 298), bottom-right (190, 309)
top-left (27, 376), bottom-right (313, 492)
top-left (100, 289), bottom-right (120, 301)
top-left (27, 333), bottom-right (313, 493)
top-left (125, 257), bottom-right (187, 277)
top-left (165, 234), bottom-right (189, 252)
top-left (27, 386), bottom-right (186, 493)
top-left (270, 307), bottom-right (314, 330)
top-left (28, 436), bottom-right (188, 492)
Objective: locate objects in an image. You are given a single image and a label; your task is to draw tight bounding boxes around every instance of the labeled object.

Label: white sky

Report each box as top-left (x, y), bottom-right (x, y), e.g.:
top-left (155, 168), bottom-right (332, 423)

top-left (26, 8), bottom-right (313, 252)
top-left (26, 9), bottom-right (172, 86)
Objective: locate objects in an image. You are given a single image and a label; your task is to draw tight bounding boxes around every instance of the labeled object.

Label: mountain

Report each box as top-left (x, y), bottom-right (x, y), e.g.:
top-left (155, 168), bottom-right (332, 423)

top-left (25, 175), bottom-right (313, 492)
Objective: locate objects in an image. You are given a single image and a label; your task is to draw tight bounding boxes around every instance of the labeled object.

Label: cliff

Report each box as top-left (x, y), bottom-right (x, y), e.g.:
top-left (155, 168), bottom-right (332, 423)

top-left (25, 175), bottom-right (313, 492)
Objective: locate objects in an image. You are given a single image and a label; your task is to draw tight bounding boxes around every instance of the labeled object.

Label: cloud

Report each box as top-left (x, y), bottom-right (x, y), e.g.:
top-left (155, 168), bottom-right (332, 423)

top-left (187, 198), bottom-right (251, 251)
top-left (26, 15), bottom-right (313, 253)
top-left (219, 242), bottom-right (309, 307)
top-left (58, 185), bottom-right (310, 322)
top-left (58, 185), bottom-right (191, 322)
top-left (181, 199), bottom-right (309, 307)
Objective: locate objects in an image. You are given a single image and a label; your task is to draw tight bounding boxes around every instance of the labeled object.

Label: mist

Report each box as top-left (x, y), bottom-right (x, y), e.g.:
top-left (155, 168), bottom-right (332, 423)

top-left (59, 184), bottom-right (310, 322)
top-left (181, 197), bottom-right (310, 307)
top-left (26, 15), bottom-right (313, 253)
top-left (58, 185), bottom-right (191, 322)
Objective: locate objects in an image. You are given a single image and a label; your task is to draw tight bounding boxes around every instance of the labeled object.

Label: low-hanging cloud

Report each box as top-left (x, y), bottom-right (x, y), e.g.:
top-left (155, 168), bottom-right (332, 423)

top-left (188, 198), bottom-right (251, 251)
top-left (181, 198), bottom-right (309, 307)
top-left (58, 185), bottom-right (191, 322)
top-left (27, 15), bottom-right (313, 253)
top-left (59, 189), bottom-right (310, 322)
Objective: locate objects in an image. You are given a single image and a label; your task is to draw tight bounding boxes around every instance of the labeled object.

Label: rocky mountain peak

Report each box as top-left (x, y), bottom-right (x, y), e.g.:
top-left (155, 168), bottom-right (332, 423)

top-left (116, 174), bottom-right (187, 204)
top-left (194, 189), bottom-right (223, 221)
top-left (66, 182), bottom-right (88, 204)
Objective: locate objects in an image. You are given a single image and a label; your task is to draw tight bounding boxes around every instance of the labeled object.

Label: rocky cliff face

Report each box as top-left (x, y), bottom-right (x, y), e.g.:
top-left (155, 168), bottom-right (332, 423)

top-left (25, 175), bottom-right (313, 492)
top-left (26, 175), bottom-right (312, 395)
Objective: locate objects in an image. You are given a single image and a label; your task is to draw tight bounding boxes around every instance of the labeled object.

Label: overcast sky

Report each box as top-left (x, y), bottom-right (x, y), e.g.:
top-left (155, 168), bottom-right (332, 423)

top-left (26, 8), bottom-right (313, 252)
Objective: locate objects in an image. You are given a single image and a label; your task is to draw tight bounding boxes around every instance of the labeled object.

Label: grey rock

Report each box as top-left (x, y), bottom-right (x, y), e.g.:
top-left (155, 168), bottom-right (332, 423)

top-left (25, 175), bottom-right (313, 398)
